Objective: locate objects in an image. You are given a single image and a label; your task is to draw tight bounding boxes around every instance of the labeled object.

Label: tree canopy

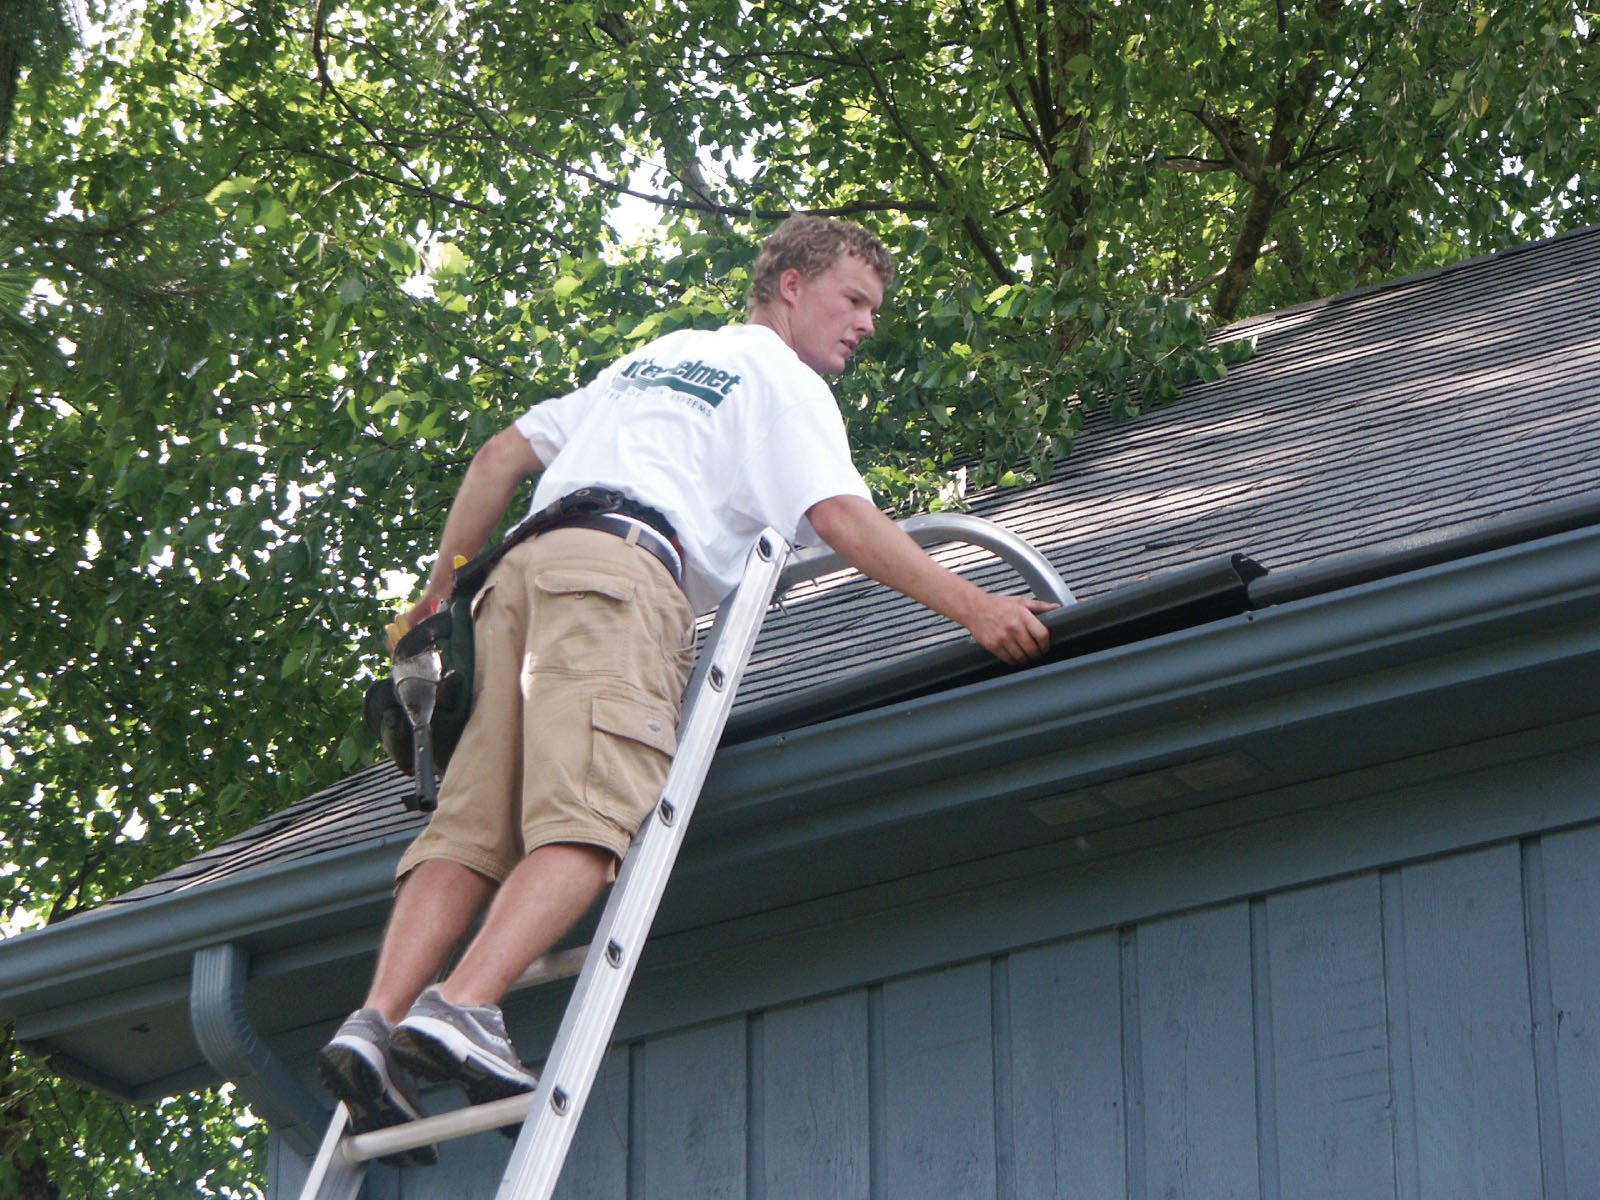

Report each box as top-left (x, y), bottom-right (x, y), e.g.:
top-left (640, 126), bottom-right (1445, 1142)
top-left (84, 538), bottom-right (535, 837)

top-left (2, 0), bottom-right (1594, 1191)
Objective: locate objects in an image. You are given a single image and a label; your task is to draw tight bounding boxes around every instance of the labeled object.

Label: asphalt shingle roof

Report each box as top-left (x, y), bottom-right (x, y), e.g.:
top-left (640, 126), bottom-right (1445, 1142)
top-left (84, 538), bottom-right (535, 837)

top-left (108, 224), bottom-right (1600, 908)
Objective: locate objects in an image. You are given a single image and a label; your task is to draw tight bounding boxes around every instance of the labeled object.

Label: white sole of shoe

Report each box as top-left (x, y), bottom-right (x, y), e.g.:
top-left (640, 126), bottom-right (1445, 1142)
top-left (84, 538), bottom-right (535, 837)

top-left (391, 1015), bottom-right (536, 1093)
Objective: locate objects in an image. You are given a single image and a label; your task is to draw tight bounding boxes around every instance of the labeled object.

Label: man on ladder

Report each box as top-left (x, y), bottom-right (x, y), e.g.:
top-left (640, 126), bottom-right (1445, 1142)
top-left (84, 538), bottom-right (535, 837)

top-left (316, 215), bottom-right (1056, 1166)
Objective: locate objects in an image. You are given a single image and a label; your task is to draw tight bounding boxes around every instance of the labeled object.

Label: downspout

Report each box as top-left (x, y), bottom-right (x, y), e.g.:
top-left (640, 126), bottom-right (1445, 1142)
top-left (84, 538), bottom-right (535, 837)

top-left (189, 943), bottom-right (330, 1158)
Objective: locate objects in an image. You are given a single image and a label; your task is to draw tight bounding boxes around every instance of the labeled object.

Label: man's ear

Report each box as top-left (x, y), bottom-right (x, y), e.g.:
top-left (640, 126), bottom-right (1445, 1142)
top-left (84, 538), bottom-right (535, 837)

top-left (776, 266), bottom-right (807, 306)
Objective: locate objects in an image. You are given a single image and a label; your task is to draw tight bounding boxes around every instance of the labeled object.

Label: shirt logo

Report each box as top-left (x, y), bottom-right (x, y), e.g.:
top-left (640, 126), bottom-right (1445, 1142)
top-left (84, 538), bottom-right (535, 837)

top-left (618, 356), bottom-right (742, 411)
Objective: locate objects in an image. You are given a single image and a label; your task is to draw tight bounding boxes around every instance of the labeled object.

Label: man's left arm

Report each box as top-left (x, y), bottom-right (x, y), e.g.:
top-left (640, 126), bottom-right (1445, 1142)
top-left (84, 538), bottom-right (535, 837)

top-left (805, 494), bottom-right (1055, 666)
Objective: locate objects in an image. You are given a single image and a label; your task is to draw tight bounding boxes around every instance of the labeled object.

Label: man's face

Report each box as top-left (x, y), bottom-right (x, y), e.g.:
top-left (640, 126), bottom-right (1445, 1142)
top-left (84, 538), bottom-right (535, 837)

top-left (779, 253), bottom-right (885, 375)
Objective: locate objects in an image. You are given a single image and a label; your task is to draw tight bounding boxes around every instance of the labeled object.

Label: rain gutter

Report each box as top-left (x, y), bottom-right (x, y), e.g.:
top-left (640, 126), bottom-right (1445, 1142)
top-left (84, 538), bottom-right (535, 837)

top-left (726, 491), bottom-right (1600, 742)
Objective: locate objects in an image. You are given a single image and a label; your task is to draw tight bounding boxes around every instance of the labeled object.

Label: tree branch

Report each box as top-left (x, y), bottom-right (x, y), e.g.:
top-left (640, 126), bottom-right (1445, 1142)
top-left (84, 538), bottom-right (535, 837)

top-left (1181, 241), bottom-right (1278, 296)
top-left (790, 5), bottom-right (1017, 282)
top-left (1206, 0), bottom-right (1343, 319)
top-left (1157, 154), bottom-right (1234, 174)
top-left (46, 848), bottom-right (108, 924)
top-left (469, 97), bottom-right (942, 221)
top-left (1187, 101), bottom-right (1263, 182)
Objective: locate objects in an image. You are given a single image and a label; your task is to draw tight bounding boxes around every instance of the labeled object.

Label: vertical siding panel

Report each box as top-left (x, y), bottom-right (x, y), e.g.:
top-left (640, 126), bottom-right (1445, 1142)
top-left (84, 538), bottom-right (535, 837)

top-left (1006, 931), bottom-right (1127, 1199)
top-left (879, 962), bottom-right (997, 1200)
top-left (264, 1130), bottom-right (310, 1200)
top-left (1120, 927), bottom-right (1147, 1200)
top-left (407, 1119), bottom-right (512, 1197)
top-left (1396, 844), bottom-right (1542, 1200)
top-left (639, 1018), bottom-right (746, 1199)
top-left (1250, 899), bottom-right (1279, 1200)
top-left (1137, 902), bottom-right (1260, 1200)
top-left (992, 956), bottom-right (1016, 1200)
top-left (1534, 823), bottom-right (1600, 1199)
top-left (552, 1050), bottom-right (631, 1200)
top-left (627, 1040), bottom-right (645, 1200)
top-left (1263, 875), bottom-right (1396, 1200)
top-left (760, 990), bottom-right (871, 1200)
top-left (747, 1013), bottom-right (765, 1200)
top-left (1380, 867), bottom-right (1421, 1200)
top-left (1521, 838), bottom-right (1568, 1200)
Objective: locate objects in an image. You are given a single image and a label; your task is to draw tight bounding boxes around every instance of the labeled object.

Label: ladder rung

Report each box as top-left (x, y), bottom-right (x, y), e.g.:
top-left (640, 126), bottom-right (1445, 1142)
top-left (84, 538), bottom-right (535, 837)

top-left (322, 945), bottom-right (588, 1169)
top-left (343, 1093), bottom-right (536, 1163)
top-left (508, 944), bottom-right (587, 994)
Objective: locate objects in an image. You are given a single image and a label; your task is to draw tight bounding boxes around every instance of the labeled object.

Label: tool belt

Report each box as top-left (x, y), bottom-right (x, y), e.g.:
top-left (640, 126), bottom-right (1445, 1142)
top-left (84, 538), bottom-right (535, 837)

top-left (365, 488), bottom-right (681, 811)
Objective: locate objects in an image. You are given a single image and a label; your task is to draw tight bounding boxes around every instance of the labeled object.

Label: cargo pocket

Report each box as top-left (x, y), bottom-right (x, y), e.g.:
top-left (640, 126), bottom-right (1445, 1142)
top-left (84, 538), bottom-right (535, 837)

top-left (529, 568), bottom-right (638, 676)
top-left (586, 694), bottom-right (678, 835)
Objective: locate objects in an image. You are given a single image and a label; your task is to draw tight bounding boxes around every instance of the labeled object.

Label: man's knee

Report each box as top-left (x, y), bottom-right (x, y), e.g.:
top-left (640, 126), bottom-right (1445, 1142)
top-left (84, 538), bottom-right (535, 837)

top-left (398, 856), bottom-right (501, 903)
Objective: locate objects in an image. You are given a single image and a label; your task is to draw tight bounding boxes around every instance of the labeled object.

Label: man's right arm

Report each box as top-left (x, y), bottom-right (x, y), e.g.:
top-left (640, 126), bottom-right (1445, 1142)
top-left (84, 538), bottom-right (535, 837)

top-left (403, 425), bottom-right (544, 631)
top-left (805, 494), bottom-right (1055, 665)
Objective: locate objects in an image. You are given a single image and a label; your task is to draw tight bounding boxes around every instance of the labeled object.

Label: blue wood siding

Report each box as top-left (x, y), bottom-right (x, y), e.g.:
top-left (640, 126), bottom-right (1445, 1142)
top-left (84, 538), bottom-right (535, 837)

top-left (271, 750), bottom-right (1600, 1200)
top-left (638, 1019), bottom-right (747, 1197)
top-left (552, 1051), bottom-right (628, 1200)
top-left (1390, 846), bottom-right (1544, 1198)
top-left (759, 992), bottom-right (870, 1198)
top-left (1257, 875), bottom-right (1392, 1200)
top-left (1542, 824), bottom-right (1600, 1198)
top-left (1005, 933), bottom-right (1125, 1198)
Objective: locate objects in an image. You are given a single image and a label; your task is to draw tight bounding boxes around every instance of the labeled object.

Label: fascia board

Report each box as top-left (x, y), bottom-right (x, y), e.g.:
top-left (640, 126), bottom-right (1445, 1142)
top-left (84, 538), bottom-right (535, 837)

top-left (5, 521), bottom-right (1600, 1039)
top-left (699, 519), bottom-right (1600, 831)
top-left (0, 833), bottom-right (412, 1019)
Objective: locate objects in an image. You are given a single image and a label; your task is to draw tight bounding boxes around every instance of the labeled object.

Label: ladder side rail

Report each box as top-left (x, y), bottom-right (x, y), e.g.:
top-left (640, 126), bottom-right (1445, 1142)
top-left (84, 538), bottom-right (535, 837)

top-left (296, 1104), bottom-right (368, 1200)
top-left (494, 530), bottom-right (790, 1200)
top-left (778, 511), bottom-right (1075, 607)
top-left (675, 570), bottom-right (742, 722)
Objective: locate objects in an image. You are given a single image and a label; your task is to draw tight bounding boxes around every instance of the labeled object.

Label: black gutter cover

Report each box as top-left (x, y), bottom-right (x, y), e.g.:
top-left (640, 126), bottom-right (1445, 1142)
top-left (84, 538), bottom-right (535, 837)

top-left (1248, 491), bottom-right (1600, 608)
top-left (726, 553), bottom-right (1268, 742)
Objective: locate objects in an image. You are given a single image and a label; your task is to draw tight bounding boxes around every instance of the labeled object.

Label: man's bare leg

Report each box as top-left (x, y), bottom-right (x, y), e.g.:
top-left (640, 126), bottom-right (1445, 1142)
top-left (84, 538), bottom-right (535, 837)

top-left (365, 857), bottom-right (498, 1023)
top-left (434, 841), bottom-right (613, 1009)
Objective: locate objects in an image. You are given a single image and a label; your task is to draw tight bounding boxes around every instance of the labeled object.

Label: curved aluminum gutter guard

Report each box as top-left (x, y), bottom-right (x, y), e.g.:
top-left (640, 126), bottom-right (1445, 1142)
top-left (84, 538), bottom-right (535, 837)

top-left (1250, 491), bottom-right (1600, 608)
top-left (731, 491), bottom-right (1600, 742)
top-left (777, 511), bottom-right (1078, 607)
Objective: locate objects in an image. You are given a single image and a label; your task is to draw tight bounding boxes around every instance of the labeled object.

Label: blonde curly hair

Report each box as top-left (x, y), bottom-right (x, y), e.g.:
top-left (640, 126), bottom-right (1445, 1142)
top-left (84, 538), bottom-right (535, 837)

top-left (748, 215), bottom-right (895, 309)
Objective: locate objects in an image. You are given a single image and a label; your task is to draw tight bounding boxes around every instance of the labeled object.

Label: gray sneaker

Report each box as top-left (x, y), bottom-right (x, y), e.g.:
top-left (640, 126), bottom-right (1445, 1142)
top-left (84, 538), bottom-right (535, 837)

top-left (390, 985), bottom-right (538, 1126)
top-left (317, 1008), bottom-right (438, 1167)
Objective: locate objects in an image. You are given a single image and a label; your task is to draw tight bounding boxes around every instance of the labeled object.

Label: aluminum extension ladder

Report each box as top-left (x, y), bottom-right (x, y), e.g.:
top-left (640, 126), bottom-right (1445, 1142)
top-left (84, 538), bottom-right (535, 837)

top-left (298, 516), bottom-right (1072, 1200)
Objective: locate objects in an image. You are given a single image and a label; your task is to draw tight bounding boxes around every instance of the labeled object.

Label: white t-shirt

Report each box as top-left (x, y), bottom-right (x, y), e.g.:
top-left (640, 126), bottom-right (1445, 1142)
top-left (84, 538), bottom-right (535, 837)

top-left (515, 323), bottom-right (873, 612)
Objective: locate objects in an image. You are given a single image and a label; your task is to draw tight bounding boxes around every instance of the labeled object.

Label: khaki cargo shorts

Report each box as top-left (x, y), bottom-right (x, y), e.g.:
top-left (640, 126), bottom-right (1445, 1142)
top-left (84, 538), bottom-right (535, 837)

top-left (395, 526), bottom-right (696, 885)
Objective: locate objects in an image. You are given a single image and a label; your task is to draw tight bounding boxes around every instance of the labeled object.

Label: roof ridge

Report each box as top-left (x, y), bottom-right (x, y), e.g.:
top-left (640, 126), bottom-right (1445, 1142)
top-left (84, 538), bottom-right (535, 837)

top-left (1220, 222), bottom-right (1600, 334)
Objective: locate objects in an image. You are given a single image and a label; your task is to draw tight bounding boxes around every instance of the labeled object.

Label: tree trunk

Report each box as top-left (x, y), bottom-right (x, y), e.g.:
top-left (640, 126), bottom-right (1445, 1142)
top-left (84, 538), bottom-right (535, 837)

top-left (1044, 0), bottom-right (1094, 270)
top-left (1209, 0), bottom-right (1341, 320)
top-left (1213, 178), bottom-right (1281, 320)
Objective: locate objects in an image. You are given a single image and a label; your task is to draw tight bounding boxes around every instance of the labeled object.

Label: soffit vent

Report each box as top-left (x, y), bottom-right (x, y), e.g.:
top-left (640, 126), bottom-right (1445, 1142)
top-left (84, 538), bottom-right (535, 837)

top-left (1028, 750), bottom-right (1264, 826)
